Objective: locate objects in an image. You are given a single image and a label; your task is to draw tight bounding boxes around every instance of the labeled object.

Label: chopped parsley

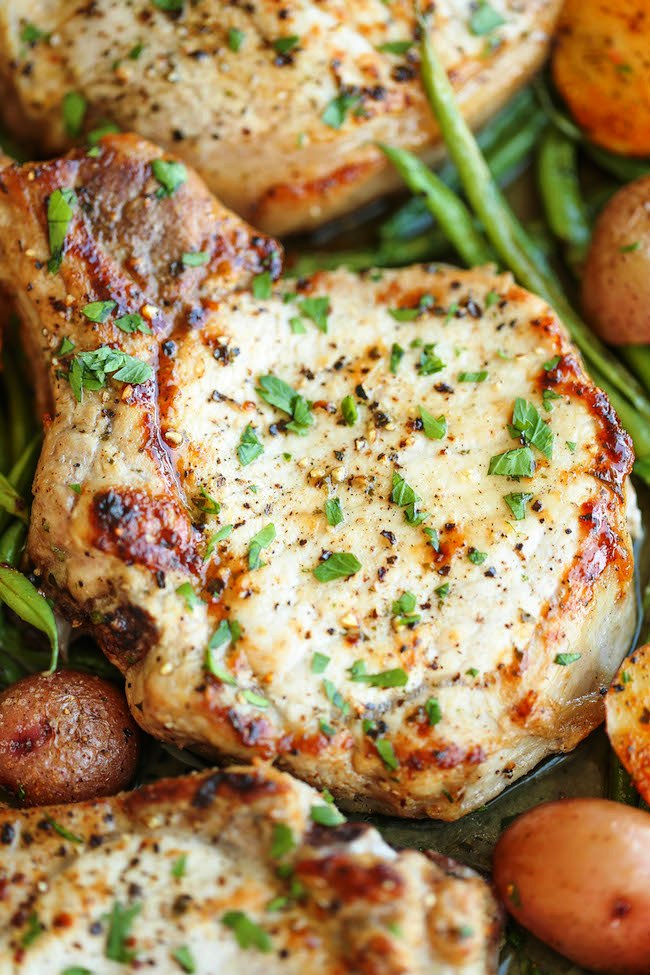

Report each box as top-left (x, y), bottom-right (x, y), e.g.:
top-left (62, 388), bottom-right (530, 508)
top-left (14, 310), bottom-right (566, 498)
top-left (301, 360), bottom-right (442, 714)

top-left (21, 913), bottom-right (44, 948)
top-left (172, 945), bottom-right (197, 973)
top-left (313, 552), bottom-right (361, 582)
top-left (227, 27), bottom-right (245, 52)
top-left (47, 187), bottom-right (77, 273)
top-left (176, 582), bottom-right (202, 611)
top-left (348, 660), bottom-right (408, 688)
top-left (270, 823), bottom-right (295, 859)
top-left (252, 271), bottom-right (272, 299)
top-left (435, 582), bottom-right (449, 599)
top-left (485, 290), bottom-right (499, 308)
top-left (311, 652), bottom-right (330, 674)
top-left (375, 738), bottom-right (399, 770)
top-left (341, 394), bottom-right (358, 425)
top-left (204, 524), bottom-right (233, 559)
top-left (248, 523), bottom-right (276, 570)
top-left (325, 497), bottom-right (344, 526)
top-left (310, 803), bottom-right (346, 826)
top-left (389, 294), bottom-right (433, 322)
top-left (425, 697), bottom-right (442, 725)
top-left (44, 815), bottom-right (83, 844)
top-left (458, 370), bottom-right (488, 382)
top-left (469, 0), bottom-right (506, 35)
top-left (418, 343), bottom-right (445, 376)
top-left (257, 374), bottom-right (313, 435)
top-left (298, 296), bottom-right (330, 333)
top-left (391, 591), bottom-right (420, 627)
top-left (467, 548), bottom-right (487, 565)
top-left (542, 388), bottom-right (561, 412)
top-left (510, 398), bottom-right (554, 459)
top-left (424, 527), bottom-right (440, 550)
top-left (171, 854), bottom-right (187, 878)
top-left (619, 241), bottom-right (640, 253)
top-left (566, 440), bottom-right (577, 453)
top-left (152, 0), bottom-right (184, 10)
top-left (241, 689), bottom-right (269, 708)
top-left (151, 159), bottom-right (187, 198)
top-left (221, 912), bottom-right (272, 952)
top-left (376, 39), bottom-right (413, 55)
top-left (82, 300), bottom-right (116, 323)
top-left (238, 424), bottom-right (264, 466)
top-left (555, 653), bottom-right (581, 665)
top-left (543, 355), bottom-right (561, 372)
top-left (323, 678), bottom-right (349, 714)
top-left (390, 343), bottom-right (405, 374)
top-left (289, 316), bottom-right (306, 334)
top-left (115, 313), bottom-right (152, 334)
top-left (57, 336), bottom-right (75, 357)
top-left (322, 91), bottom-right (361, 129)
top-left (272, 35), bottom-right (300, 55)
top-left (104, 901), bottom-right (141, 963)
top-left (182, 251), bottom-right (209, 267)
top-left (20, 22), bottom-right (49, 45)
top-left (504, 491), bottom-right (533, 521)
top-left (66, 347), bottom-right (153, 401)
top-left (488, 446), bottom-right (535, 478)
top-left (419, 405), bottom-right (447, 440)
top-left (391, 471), bottom-right (429, 525)
top-left (62, 91), bottom-right (86, 137)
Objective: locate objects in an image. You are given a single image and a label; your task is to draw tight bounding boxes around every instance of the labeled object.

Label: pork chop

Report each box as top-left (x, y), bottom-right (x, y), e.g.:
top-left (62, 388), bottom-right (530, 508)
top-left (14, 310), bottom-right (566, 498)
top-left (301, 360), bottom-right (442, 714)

top-left (0, 763), bottom-right (503, 973)
top-left (0, 135), bottom-right (637, 820)
top-left (0, 0), bottom-right (562, 234)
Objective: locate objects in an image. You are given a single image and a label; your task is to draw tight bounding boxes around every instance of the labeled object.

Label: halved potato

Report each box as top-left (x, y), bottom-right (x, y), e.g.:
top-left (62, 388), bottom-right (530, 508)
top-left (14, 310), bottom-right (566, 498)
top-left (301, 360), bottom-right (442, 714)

top-left (552, 0), bottom-right (650, 157)
top-left (606, 643), bottom-right (650, 803)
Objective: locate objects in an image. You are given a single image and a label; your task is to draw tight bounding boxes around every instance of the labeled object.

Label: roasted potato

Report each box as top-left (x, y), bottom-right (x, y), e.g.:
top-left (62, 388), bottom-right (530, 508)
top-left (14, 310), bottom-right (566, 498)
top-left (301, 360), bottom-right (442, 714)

top-left (552, 0), bottom-right (650, 157)
top-left (493, 798), bottom-right (650, 974)
top-left (0, 670), bottom-right (140, 805)
top-left (582, 176), bottom-right (650, 344)
top-left (606, 643), bottom-right (650, 804)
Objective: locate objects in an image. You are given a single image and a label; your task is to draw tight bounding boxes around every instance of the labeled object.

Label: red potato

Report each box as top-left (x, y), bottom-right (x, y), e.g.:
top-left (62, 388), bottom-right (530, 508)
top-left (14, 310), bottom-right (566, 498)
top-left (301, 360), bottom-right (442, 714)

top-left (582, 176), bottom-right (650, 345)
top-left (493, 799), bottom-right (650, 974)
top-left (0, 670), bottom-right (140, 805)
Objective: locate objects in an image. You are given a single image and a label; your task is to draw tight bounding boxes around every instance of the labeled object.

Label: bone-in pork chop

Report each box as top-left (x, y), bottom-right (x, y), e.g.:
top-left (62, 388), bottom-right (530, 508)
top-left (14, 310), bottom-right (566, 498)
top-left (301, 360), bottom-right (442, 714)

top-left (0, 0), bottom-right (562, 234)
top-left (0, 135), bottom-right (637, 819)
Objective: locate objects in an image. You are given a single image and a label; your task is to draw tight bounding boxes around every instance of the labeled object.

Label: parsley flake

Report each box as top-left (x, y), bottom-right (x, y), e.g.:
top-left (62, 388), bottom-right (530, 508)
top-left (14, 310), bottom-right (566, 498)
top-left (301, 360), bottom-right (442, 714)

top-left (176, 582), bottom-right (202, 611)
top-left (467, 548), bottom-right (487, 565)
top-left (115, 313), bottom-right (152, 334)
top-left (390, 343), bottom-right (405, 374)
top-left (172, 945), bottom-right (196, 973)
top-left (311, 652), bottom-right (330, 674)
top-left (62, 91), bottom-right (86, 137)
top-left (469, 1), bottom-right (506, 35)
top-left (151, 159), bottom-right (187, 198)
top-left (325, 497), bottom-right (344, 526)
top-left (504, 492), bottom-right (533, 521)
top-left (228, 27), bottom-right (245, 52)
top-left (458, 370), bottom-right (488, 382)
top-left (322, 92), bottom-right (361, 129)
top-left (271, 823), bottom-right (295, 859)
top-left (248, 523), bottom-right (276, 570)
top-left (82, 300), bottom-right (116, 323)
top-left (252, 271), bottom-right (272, 299)
top-left (238, 424), bottom-right (264, 466)
top-left (182, 251), bottom-right (209, 267)
top-left (419, 406), bottom-right (447, 440)
top-left (66, 347), bottom-right (152, 401)
top-left (348, 661), bottom-right (408, 688)
top-left (375, 738), bottom-right (399, 770)
top-left (488, 446), bottom-right (535, 478)
top-left (310, 804), bottom-right (346, 826)
top-left (313, 552), bottom-right (361, 582)
top-left (104, 901), bottom-right (141, 963)
top-left (341, 395), bottom-right (358, 426)
top-left (392, 591), bottom-right (421, 627)
top-left (47, 187), bottom-right (77, 273)
top-left (510, 398), bottom-right (554, 459)
top-left (555, 652), bottom-right (581, 666)
top-left (257, 374), bottom-right (314, 435)
top-left (221, 912), bottom-right (272, 952)
top-left (298, 296), bottom-right (330, 332)
top-left (425, 697), bottom-right (442, 725)
top-left (272, 35), bottom-right (300, 55)
top-left (377, 40), bottom-right (413, 55)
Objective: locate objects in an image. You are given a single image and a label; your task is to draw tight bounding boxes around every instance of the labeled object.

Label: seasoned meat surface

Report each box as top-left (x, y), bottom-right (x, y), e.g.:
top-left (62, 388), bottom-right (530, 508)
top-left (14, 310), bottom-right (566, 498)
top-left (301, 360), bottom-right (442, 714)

top-left (0, 0), bottom-right (562, 234)
top-left (0, 136), bottom-right (637, 819)
top-left (0, 764), bottom-right (503, 973)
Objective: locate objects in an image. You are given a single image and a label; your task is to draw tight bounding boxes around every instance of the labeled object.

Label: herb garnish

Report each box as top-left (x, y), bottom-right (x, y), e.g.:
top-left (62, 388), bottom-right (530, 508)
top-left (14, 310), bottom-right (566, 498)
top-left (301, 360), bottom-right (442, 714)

top-left (238, 424), bottom-right (264, 466)
top-left (391, 591), bottom-right (421, 627)
top-left (312, 652), bottom-right (330, 674)
top-left (390, 471), bottom-right (429, 525)
top-left (425, 697), bottom-right (442, 725)
top-left (298, 296), bottom-right (330, 333)
top-left (419, 405), bottom-right (447, 440)
top-left (172, 945), bottom-right (197, 973)
top-left (341, 395), bottom-right (358, 425)
top-left (271, 823), bottom-right (295, 859)
top-left (273, 35), bottom-right (300, 55)
top-left (44, 815), bottom-right (83, 844)
top-left (176, 582), bottom-right (203, 611)
top-left (348, 660), bottom-right (408, 688)
top-left (228, 27), bottom-right (245, 52)
top-left (115, 313), bottom-right (152, 334)
top-left (310, 803), bottom-right (346, 826)
top-left (504, 491), bottom-right (533, 521)
top-left (418, 343), bottom-right (445, 376)
top-left (221, 912), bottom-right (272, 952)
top-left (510, 398), bottom-right (554, 459)
top-left (66, 347), bottom-right (153, 401)
top-left (257, 374), bottom-right (313, 435)
top-left (82, 300), bottom-right (116, 323)
top-left (469, 0), bottom-right (505, 35)
top-left (63, 91), bottom-right (87, 137)
top-left (390, 343), bottom-right (405, 374)
top-left (47, 187), bottom-right (77, 273)
top-left (104, 901), bottom-right (141, 963)
top-left (458, 370), bottom-right (488, 382)
top-left (252, 271), bottom-right (272, 299)
top-left (151, 159), bottom-right (187, 197)
top-left (313, 552), bottom-right (361, 582)
top-left (248, 523), bottom-right (276, 570)
top-left (488, 446), bottom-right (535, 478)
top-left (389, 294), bottom-right (433, 322)
top-left (325, 497), bottom-right (344, 526)
top-left (555, 653), bottom-right (581, 666)
top-left (322, 92), bottom-right (361, 129)
top-left (375, 738), bottom-right (399, 770)
top-left (182, 251), bottom-right (209, 267)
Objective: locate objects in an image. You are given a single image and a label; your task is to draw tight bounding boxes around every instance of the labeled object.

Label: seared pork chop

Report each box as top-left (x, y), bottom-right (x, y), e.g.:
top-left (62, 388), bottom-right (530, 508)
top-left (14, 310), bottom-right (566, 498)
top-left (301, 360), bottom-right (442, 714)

top-left (0, 764), bottom-right (503, 973)
top-left (0, 135), bottom-right (637, 819)
top-left (0, 0), bottom-right (562, 234)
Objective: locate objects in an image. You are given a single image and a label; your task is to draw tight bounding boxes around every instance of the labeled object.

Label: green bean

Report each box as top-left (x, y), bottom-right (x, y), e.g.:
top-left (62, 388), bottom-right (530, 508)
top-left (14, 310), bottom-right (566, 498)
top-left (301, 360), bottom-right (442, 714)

top-left (287, 226), bottom-right (449, 276)
top-left (2, 348), bottom-right (35, 465)
top-left (620, 347), bottom-right (650, 392)
top-left (533, 77), bottom-right (582, 142)
top-left (608, 752), bottom-right (639, 806)
top-left (0, 435), bottom-right (41, 536)
top-left (379, 144), bottom-right (495, 267)
top-left (0, 521), bottom-right (26, 568)
top-left (381, 102), bottom-right (545, 243)
top-left (537, 127), bottom-right (591, 264)
top-left (416, 17), bottom-right (650, 431)
top-left (585, 144), bottom-right (650, 183)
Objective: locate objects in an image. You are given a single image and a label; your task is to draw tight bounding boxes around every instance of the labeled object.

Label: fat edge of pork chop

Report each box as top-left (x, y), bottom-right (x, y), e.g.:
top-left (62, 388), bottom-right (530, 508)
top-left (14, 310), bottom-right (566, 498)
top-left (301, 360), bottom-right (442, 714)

top-left (0, 764), bottom-right (503, 974)
top-left (0, 0), bottom-right (562, 234)
top-left (0, 136), bottom-right (637, 820)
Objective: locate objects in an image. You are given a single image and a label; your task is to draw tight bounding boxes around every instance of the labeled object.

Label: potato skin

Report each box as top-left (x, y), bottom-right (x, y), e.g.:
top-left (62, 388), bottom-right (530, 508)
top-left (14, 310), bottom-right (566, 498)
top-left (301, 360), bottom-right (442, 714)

top-left (582, 176), bottom-right (650, 345)
top-left (493, 799), bottom-right (650, 975)
top-left (552, 0), bottom-right (650, 156)
top-left (0, 670), bottom-right (140, 805)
